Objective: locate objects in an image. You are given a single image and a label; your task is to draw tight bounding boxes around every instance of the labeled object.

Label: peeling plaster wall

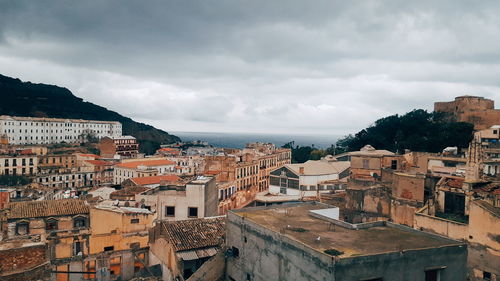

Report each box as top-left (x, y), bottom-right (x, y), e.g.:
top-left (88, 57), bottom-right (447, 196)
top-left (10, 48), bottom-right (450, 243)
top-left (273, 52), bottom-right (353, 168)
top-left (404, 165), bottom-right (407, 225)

top-left (226, 212), bottom-right (467, 281)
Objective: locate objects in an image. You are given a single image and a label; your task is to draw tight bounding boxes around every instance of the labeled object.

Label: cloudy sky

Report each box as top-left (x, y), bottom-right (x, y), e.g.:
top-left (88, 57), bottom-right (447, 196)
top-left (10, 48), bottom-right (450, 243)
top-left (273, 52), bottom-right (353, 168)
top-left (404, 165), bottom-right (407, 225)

top-left (1, 1), bottom-right (499, 136)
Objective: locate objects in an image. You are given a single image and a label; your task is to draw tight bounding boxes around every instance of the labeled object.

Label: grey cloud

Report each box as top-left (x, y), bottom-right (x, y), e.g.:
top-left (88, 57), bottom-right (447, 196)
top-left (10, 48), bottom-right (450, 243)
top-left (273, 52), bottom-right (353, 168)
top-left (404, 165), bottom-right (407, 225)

top-left (0, 0), bottom-right (499, 134)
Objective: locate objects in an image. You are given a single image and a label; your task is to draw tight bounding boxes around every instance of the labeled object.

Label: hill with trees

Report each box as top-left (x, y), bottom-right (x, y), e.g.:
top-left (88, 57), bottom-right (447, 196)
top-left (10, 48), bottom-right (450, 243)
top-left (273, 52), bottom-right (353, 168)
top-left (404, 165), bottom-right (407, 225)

top-left (283, 109), bottom-right (474, 163)
top-left (0, 74), bottom-right (180, 154)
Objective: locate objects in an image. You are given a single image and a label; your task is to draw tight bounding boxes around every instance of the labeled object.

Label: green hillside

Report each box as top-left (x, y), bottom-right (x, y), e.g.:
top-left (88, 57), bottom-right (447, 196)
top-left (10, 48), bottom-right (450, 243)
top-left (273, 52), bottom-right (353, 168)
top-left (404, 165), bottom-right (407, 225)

top-left (0, 74), bottom-right (180, 154)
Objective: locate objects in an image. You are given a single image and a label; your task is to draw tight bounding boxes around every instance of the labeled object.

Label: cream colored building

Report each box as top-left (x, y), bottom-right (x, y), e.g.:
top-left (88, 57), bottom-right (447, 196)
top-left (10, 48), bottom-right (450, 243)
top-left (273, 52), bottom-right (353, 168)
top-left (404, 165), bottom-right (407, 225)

top-left (135, 176), bottom-right (218, 220)
top-left (0, 154), bottom-right (38, 176)
top-left (269, 159), bottom-right (350, 197)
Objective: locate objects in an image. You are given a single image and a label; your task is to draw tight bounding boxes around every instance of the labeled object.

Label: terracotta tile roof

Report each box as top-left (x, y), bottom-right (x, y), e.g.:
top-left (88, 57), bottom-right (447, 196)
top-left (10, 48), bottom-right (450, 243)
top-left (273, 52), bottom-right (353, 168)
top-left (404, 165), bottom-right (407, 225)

top-left (18, 149), bottom-right (33, 155)
top-left (445, 178), bottom-right (464, 189)
top-left (116, 159), bottom-right (175, 169)
top-left (159, 217), bottom-right (226, 252)
top-left (130, 175), bottom-right (181, 186)
top-left (4, 199), bottom-right (90, 219)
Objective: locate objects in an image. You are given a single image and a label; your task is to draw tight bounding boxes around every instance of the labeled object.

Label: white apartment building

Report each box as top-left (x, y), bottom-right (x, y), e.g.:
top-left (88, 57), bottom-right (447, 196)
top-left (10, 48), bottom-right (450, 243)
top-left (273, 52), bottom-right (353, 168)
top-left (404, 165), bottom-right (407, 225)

top-left (0, 115), bottom-right (122, 145)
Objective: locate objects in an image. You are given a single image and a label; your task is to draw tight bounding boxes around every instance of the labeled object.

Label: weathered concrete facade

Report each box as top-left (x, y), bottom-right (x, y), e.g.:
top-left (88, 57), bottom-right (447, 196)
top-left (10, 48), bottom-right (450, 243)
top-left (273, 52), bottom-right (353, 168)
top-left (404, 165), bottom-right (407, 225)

top-left (226, 203), bottom-right (467, 281)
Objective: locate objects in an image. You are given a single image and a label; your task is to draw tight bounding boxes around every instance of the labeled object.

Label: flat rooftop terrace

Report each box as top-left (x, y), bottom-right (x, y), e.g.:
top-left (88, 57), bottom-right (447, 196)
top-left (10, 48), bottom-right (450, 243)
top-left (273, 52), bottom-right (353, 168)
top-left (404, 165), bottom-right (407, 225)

top-left (233, 203), bottom-right (462, 258)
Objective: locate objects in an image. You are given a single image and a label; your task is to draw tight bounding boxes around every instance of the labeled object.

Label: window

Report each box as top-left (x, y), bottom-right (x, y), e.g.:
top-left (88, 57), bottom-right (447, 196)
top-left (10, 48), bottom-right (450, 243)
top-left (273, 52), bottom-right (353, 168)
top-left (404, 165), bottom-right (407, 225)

top-left (188, 207), bottom-right (198, 218)
top-left (483, 271), bottom-right (492, 281)
top-left (104, 246), bottom-right (115, 251)
top-left (362, 159), bottom-right (369, 169)
top-left (16, 221), bottom-right (29, 235)
top-left (231, 246), bottom-right (240, 258)
top-left (165, 206), bottom-right (175, 217)
top-left (73, 217), bottom-right (86, 228)
top-left (73, 241), bottom-right (83, 256)
top-left (391, 160), bottom-right (398, 170)
top-left (131, 218), bottom-right (139, 224)
top-left (425, 269), bottom-right (441, 281)
top-left (45, 218), bottom-right (58, 231)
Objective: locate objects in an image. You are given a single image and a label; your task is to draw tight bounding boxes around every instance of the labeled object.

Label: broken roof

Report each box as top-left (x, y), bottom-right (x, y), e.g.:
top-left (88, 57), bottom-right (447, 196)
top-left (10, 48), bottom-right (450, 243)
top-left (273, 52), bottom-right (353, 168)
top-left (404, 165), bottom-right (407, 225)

top-left (4, 199), bottom-right (89, 219)
top-left (157, 216), bottom-right (226, 252)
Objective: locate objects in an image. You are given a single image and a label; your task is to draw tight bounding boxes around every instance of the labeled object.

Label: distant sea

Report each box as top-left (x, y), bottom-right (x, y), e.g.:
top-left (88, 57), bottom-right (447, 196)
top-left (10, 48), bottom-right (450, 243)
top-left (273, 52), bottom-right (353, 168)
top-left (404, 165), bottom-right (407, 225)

top-left (172, 131), bottom-right (341, 149)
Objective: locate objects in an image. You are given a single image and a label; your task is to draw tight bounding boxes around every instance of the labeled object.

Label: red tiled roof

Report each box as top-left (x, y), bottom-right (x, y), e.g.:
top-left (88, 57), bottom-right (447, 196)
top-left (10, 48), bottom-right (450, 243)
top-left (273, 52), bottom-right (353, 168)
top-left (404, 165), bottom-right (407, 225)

top-left (158, 217), bottom-right (226, 252)
top-left (5, 199), bottom-right (89, 219)
top-left (116, 159), bottom-right (175, 169)
top-left (445, 178), bottom-right (464, 189)
top-left (130, 175), bottom-right (181, 186)
top-left (18, 149), bottom-right (33, 155)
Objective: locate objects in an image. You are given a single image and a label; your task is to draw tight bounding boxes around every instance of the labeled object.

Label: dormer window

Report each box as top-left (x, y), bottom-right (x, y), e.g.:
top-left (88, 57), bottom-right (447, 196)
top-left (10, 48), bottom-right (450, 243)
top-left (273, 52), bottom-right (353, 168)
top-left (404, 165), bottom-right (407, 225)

top-left (73, 216), bottom-right (87, 228)
top-left (46, 218), bottom-right (58, 231)
top-left (16, 221), bottom-right (29, 235)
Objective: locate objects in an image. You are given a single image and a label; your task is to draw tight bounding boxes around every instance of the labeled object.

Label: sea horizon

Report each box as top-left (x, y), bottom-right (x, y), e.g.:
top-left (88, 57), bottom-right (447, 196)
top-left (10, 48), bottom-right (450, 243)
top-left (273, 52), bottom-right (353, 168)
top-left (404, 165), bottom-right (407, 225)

top-left (172, 131), bottom-right (342, 149)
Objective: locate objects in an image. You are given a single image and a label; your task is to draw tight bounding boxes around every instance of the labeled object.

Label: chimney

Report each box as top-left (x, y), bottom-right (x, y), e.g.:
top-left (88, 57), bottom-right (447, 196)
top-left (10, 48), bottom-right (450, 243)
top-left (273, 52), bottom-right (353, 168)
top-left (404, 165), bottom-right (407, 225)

top-left (299, 167), bottom-right (304, 174)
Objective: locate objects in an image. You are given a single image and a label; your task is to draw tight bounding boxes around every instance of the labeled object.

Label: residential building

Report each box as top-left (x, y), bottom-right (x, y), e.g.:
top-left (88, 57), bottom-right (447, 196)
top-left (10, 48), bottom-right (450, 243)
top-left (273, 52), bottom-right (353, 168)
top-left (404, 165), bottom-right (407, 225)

top-left (203, 144), bottom-right (291, 214)
top-left (0, 115), bottom-right (122, 145)
top-left (113, 158), bottom-right (176, 184)
top-left (149, 216), bottom-right (225, 280)
top-left (135, 176), bottom-right (218, 220)
top-left (36, 171), bottom-right (94, 189)
top-left (0, 199), bottom-right (91, 281)
top-left (348, 144), bottom-right (404, 181)
top-left (0, 153), bottom-right (38, 176)
top-left (226, 203), bottom-right (467, 281)
top-left (415, 195), bottom-right (499, 280)
top-left (38, 153), bottom-right (76, 172)
top-left (269, 159), bottom-right (350, 197)
top-left (87, 205), bottom-right (153, 281)
top-left (82, 159), bottom-right (115, 186)
top-left (99, 136), bottom-right (139, 158)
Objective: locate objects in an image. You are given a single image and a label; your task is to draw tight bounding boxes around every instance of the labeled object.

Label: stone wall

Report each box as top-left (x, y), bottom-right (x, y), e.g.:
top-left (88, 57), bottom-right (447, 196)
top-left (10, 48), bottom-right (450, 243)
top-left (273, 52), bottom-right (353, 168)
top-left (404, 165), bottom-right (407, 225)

top-left (186, 251), bottom-right (225, 281)
top-left (434, 96), bottom-right (500, 130)
top-left (0, 244), bottom-right (47, 274)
